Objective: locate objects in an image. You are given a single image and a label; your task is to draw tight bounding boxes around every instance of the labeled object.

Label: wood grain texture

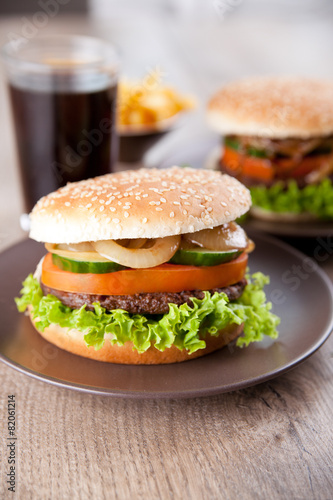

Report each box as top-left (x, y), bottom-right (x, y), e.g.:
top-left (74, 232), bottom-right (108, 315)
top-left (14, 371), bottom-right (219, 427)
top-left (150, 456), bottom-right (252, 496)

top-left (0, 333), bottom-right (332, 500)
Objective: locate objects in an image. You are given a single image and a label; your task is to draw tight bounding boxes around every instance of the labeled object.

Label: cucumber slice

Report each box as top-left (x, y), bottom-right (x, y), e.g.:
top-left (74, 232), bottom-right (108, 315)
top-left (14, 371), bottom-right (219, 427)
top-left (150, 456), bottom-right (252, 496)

top-left (51, 254), bottom-right (127, 274)
top-left (169, 248), bottom-right (241, 266)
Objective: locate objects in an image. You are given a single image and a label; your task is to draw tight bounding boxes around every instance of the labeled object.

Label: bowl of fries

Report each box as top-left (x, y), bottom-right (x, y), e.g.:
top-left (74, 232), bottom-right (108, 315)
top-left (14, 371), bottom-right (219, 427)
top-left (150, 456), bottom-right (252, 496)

top-left (117, 73), bottom-right (195, 162)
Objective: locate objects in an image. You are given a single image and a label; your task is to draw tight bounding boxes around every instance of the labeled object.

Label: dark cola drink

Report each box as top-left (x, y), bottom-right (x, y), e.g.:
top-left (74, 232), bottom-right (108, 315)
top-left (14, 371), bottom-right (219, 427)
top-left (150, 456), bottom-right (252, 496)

top-left (9, 82), bottom-right (117, 212)
top-left (2, 36), bottom-right (119, 212)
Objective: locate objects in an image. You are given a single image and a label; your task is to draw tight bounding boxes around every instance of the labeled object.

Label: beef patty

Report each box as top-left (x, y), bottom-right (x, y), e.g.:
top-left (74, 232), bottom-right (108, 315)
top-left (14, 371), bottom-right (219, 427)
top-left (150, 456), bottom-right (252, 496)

top-left (41, 279), bottom-right (247, 315)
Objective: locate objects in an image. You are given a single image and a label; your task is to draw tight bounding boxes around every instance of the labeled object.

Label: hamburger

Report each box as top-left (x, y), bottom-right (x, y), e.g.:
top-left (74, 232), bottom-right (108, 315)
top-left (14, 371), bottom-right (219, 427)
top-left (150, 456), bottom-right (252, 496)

top-left (15, 167), bottom-right (279, 364)
top-left (207, 76), bottom-right (333, 222)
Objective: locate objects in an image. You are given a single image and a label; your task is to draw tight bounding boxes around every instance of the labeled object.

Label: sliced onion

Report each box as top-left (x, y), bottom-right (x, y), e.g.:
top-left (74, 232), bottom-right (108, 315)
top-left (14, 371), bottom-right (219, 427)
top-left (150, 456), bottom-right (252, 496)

top-left (246, 239), bottom-right (255, 254)
top-left (127, 238), bottom-right (147, 249)
top-left (183, 222), bottom-right (248, 251)
top-left (45, 243), bottom-right (111, 263)
top-left (57, 242), bottom-right (94, 252)
top-left (92, 235), bottom-right (180, 268)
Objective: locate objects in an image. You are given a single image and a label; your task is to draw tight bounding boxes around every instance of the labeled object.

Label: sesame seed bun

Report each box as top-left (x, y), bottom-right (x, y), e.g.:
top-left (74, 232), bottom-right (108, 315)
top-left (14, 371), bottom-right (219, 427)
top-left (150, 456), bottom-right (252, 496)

top-left (207, 76), bottom-right (333, 139)
top-left (29, 310), bottom-right (243, 364)
top-left (29, 167), bottom-right (251, 244)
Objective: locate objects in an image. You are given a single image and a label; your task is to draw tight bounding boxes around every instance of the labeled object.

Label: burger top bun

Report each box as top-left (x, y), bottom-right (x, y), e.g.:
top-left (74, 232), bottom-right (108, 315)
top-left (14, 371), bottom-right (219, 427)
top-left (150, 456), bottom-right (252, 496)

top-left (207, 76), bottom-right (333, 139)
top-left (29, 167), bottom-right (251, 244)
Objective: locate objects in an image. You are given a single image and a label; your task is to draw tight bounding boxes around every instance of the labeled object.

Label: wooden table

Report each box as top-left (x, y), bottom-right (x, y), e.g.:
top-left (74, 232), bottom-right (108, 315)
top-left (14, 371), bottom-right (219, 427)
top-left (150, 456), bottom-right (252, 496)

top-left (0, 11), bottom-right (332, 500)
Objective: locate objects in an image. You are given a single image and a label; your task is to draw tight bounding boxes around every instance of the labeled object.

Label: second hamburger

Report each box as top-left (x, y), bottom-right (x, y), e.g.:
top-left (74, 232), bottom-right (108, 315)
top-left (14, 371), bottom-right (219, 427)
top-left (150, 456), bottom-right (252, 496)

top-left (207, 76), bottom-right (333, 221)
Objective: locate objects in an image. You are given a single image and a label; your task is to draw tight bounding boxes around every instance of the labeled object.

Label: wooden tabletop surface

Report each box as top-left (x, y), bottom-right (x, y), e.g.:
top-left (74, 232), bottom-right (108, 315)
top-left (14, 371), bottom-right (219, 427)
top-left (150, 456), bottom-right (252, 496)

top-left (0, 10), bottom-right (333, 500)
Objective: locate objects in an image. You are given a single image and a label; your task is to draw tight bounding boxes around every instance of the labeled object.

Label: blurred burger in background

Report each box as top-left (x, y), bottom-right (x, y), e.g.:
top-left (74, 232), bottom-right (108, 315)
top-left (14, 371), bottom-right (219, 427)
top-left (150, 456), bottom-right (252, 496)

top-left (207, 76), bottom-right (333, 221)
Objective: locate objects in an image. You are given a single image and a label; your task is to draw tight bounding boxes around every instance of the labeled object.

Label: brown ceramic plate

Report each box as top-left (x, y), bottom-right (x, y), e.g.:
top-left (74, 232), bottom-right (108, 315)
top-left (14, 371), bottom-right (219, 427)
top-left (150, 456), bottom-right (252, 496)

top-left (156, 139), bottom-right (333, 237)
top-left (0, 235), bottom-right (332, 399)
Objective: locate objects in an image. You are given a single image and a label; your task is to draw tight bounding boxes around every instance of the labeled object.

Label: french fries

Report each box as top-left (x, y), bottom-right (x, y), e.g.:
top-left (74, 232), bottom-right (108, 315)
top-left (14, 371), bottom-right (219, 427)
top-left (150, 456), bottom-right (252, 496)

top-left (117, 73), bottom-right (195, 129)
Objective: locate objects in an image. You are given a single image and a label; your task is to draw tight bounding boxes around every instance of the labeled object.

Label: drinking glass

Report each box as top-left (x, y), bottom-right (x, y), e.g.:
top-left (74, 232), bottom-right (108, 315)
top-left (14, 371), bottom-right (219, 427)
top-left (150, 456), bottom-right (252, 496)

top-left (2, 35), bottom-right (119, 214)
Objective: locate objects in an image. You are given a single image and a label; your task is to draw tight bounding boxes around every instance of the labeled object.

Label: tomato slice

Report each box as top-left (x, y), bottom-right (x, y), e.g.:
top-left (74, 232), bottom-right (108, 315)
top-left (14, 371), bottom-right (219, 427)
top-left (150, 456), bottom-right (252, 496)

top-left (41, 252), bottom-right (248, 295)
top-left (286, 155), bottom-right (330, 178)
top-left (242, 156), bottom-right (274, 181)
top-left (222, 147), bottom-right (242, 173)
top-left (223, 146), bottom-right (330, 181)
top-left (222, 147), bottom-right (274, 182)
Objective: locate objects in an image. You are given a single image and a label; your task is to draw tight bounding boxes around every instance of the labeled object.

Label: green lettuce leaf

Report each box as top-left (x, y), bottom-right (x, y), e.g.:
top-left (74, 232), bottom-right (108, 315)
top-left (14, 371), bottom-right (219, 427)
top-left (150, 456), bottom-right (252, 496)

top-left (250, 178), bottom-right (333, 219)
top-left (15, 273), bottom-right (280, 354)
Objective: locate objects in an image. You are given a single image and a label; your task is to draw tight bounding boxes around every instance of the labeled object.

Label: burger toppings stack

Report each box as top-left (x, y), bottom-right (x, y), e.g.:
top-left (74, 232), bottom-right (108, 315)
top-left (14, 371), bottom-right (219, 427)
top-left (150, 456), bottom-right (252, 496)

top-left (16, 167), bottom-right (279, 364)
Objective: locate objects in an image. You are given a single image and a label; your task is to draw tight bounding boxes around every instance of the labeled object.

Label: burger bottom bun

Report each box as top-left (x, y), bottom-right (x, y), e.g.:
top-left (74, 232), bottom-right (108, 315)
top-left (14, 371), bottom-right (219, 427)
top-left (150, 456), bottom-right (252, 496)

top-left (29, 312), bottom-right (243, 364)
top-left (250, 205), bottom-right (318, 223)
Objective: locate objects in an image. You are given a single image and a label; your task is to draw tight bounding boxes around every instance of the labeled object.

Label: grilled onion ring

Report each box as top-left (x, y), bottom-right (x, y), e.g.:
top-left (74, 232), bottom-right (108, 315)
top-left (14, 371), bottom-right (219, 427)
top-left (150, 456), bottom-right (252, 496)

top-left (184, 222), bottom-right (248, 251)
top-left (45, 243), bottom-right (110, 263)
top-left (93, 236), bottom-right (181, 268)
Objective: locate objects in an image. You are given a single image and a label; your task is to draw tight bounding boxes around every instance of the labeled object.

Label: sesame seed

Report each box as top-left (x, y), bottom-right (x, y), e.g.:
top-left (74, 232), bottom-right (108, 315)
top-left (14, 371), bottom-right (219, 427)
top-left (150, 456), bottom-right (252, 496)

top-left (183, 210), bottom-right (188, 215)
top-left (118, 201), bottom-right (122, 206)
top-left (149, 201), bottom-right (156, 206)
top-left (110, 207), bottom-right (116, 212)
top-left (91, 196), bottom-right (98, 201)
top-left (169, 211), bottom-right (175, 218)
top-left (160, 197), bottom-right (166, 203)
top-left (142, 218), bottom-right (148, 224)
top-left (221, 201), bottom-right (227, 207)
top-left (86, 203), bottom-right (92, 208)
top-left (207, 207), bottom-right (213, 212)
top-left (112, 218), bottom-right (120, 223)
top-left (225, 210), bottom-right (231, 216)
top-left (99, 199), bottom-right (105, 204)
top-left (124, 212), bottom-right (129, 218)
top-left (135, 196), bottom-right (141, 200)
top-left (142, 194), bottom-right (148, 198)
top-left (65, 202), bottom-right (71, 207)
top-left (173, 201), bottom-right (180, 206)
top-left (156, 207), bottom-right (163, 211)
top-left (100, 206), bottom-right (105, 212)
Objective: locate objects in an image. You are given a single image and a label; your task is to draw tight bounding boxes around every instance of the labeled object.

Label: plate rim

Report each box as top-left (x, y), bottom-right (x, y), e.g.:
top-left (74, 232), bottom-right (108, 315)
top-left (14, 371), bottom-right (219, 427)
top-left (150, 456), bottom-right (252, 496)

top-left (0, 234), bottom-right (332, 399)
